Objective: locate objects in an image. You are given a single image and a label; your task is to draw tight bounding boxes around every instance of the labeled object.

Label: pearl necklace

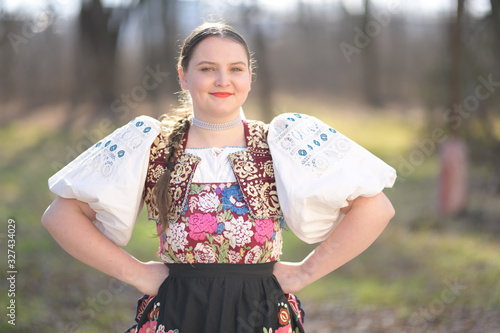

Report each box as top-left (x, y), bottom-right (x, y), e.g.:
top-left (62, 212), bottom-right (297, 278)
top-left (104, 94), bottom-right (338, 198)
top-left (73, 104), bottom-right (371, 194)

top-left (192, 115), bottom-right (242, 131)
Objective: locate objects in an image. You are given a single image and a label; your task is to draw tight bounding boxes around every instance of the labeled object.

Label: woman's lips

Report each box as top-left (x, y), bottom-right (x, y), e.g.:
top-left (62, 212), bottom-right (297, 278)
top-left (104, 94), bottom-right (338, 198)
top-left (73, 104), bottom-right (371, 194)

top-left (210, 92), bottom-right (233, 98)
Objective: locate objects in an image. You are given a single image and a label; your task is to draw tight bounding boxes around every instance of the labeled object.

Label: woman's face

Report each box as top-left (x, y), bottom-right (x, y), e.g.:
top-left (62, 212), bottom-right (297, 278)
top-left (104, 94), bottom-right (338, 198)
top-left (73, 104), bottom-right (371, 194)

top-left (179, 36), bottom-right (252, 121)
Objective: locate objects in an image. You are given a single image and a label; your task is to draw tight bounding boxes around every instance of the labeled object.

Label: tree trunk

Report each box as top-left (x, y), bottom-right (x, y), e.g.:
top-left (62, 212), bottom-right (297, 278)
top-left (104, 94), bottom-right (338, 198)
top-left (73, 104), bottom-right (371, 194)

top-left (438, 0), bottom-right (468, 216)
top-left (362, 0), bottom-right (383, 107)
top-left (74, 0), bottom-right (120, 114)
top-left (243, 2), bottom-right (274, 123)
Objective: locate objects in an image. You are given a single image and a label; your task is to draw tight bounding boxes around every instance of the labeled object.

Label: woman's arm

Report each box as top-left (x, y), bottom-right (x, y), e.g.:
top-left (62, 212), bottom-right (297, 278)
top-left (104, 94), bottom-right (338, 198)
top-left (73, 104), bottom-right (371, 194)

top-left (41, 196), bottom-right (168, 295)
top-left (273, 192), bottom-right (395, 293)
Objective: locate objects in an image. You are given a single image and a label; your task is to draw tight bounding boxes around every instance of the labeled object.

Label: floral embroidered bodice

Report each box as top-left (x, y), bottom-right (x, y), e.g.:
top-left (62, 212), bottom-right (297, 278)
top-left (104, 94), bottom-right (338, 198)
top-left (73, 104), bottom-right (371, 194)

top-left (144, 120), bottom-right (285, 264)
top-left (157, 181), bottom-right (283, 264)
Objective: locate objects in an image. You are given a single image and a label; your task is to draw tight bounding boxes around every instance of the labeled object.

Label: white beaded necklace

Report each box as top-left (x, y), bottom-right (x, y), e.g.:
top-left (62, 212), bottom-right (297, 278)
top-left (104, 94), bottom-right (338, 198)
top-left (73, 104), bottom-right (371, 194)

top-left (192, 115), bottom-right (242, 131)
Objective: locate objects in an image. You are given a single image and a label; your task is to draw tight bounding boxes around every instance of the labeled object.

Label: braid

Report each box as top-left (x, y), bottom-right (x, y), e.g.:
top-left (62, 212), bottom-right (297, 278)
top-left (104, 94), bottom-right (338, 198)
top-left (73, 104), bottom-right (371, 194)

top-left (155, 116), bottom-right (191, 234)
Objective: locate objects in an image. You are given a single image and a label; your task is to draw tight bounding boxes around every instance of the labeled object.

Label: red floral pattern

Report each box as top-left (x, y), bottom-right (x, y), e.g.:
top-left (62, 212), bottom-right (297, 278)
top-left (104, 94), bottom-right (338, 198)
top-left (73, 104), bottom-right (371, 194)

top-left (187, 213), bottom-right (217, 241)
top-left (157, 182), bottom-right (283, 264)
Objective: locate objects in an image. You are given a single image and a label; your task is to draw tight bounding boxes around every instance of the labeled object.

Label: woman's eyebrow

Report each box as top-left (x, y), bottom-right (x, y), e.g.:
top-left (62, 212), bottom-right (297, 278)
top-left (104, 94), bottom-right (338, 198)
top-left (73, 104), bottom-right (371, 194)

top-left (195, 61), bottom-right (216, 66)
top-left (195, 61), bottom-right (247, 66)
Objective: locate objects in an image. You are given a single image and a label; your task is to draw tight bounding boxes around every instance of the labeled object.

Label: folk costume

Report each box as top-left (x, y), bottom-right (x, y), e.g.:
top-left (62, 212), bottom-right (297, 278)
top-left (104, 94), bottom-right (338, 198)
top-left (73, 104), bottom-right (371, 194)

top-left (48, 113), bottom-right (396, 333)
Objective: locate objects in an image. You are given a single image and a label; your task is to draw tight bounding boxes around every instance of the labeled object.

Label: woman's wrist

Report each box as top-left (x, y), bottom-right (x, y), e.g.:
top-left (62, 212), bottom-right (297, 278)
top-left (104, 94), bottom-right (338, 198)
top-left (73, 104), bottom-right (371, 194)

top-left (296, 260), bottom-right (314, 289)
top-left (119, 256), bottom-right (146, 287)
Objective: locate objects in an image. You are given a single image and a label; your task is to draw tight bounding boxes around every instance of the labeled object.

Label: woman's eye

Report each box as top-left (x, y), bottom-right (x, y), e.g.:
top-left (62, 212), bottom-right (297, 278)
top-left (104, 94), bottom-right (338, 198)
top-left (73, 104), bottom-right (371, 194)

top-left (231, 67), bottom-right (243, 72)
top-left (201, 67), bottom-right (214, 72)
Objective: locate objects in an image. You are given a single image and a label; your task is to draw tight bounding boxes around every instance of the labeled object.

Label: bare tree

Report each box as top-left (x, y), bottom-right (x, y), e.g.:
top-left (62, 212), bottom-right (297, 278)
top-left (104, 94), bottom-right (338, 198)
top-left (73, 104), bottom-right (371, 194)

top-left (438, 0), bottom-right (468, 216)
top-left (74, 0), bottom-right (121, 107)
top-left (362, 0), bottom-right (383, 107)
top-left (242, 1), bottom-right (274, 123)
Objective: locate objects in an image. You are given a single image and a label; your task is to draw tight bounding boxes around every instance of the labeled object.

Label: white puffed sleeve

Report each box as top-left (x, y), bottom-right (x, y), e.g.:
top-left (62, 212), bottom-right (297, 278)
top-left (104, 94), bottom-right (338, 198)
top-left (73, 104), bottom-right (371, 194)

top-left (268, 113), bottom-right (396, 244)
top-left (48, 116), bottom-right (161, 246)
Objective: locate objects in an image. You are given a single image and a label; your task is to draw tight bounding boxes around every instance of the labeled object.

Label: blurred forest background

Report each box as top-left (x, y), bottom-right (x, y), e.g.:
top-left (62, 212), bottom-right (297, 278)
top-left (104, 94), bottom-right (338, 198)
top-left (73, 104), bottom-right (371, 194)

top-left (1, 0), bottom-right (499, 332)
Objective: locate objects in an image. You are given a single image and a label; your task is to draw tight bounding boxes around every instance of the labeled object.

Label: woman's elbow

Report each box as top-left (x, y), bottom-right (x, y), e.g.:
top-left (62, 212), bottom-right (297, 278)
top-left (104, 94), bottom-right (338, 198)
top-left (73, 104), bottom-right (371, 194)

top-left (41, 204), bottom-right (56, 230)
top-left (380, 192), bottom-right (395, 221)
top-left (41, 197), bottom-right (68, 230)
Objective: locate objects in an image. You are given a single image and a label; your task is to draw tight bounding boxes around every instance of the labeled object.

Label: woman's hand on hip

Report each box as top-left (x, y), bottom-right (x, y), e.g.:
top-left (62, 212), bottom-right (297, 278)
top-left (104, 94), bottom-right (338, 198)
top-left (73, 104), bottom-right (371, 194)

top-left (132, 261), bottom-right (169, 296)
top-left (273, 261), bottom-right (309, 294)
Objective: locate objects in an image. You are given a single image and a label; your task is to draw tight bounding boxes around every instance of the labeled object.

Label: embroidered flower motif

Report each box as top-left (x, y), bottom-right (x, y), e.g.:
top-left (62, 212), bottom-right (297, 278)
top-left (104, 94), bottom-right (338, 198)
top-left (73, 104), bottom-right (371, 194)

top-left (228, 250), bottom-right (242, 264)
top-left (275, 324), bottom-right (292, 333)
top-left (216, 213), bottom-right (226, 225)
top-left (185, 252), bottom-right (195, 264)
top-left (245, 245), bottom-right (263, 263)
top-left (215, 223), bottom-right (225, 235)
top-left (188, 213), bottom-right (217, 241)
top-left (254, 219), bottom-right (275, 244)
top-left (224, 216), bottom-right (254, 249)
top-left (287, 293), bottom-right (304, 326)
top-left (151, 164), bottom-right (165, 181)
top-left (215, 183), bottom-right (226, 195)
top-left (221, 185), bottom-right (249, 215)
top-left (177, 254), bottom-right (188, 264)
top-left (156, 324), bottom-right (166, 333)
top-left (194, 243), bottom-right (217, 263)
top-left (197, 191), bottom-right (219, 213)
top-left (165, 223), bottom-right (188, 252)
top-left (147, 304), bottom-right (159, 321)
top-left (138, 320), bottom-right (157, 333)
top-left (246, 123), bottom-right (269, 149)
top-left (278, 308), bottom-right (290, 326)
top-left (159, 252), bottom-right (175, 264)
top-left (213, 234), bottom-right (224, 244)
top-left (271, 231), bottom-right (283, 259)
top-left (263, 160), bottom-right (274, 178)
top-left (188, 196), bottom-right (199, 213)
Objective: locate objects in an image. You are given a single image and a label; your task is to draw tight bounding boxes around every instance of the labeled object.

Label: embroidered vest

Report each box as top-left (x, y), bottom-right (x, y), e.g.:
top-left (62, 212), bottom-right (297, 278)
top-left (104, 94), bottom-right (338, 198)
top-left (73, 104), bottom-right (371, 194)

top-left (143, 120), bottom-right (283, 225)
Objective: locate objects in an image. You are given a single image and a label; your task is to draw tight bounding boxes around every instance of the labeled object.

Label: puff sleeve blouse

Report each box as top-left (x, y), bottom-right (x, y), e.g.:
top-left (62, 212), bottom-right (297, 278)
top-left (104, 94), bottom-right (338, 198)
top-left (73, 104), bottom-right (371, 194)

top-left (268, 113), bottom-right (396, 244)
top-left (48, 116), bottom-right (161, 246)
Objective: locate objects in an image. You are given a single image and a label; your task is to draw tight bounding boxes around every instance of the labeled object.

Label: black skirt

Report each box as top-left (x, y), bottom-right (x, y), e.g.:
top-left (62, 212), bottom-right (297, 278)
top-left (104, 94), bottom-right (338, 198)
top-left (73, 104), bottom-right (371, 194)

top-left (128, 262), bottom-right (305, 333)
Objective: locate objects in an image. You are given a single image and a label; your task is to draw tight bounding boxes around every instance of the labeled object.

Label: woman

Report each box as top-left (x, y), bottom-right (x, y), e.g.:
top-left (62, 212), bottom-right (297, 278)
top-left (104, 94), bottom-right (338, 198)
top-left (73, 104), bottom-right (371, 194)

top-left (42, 22), bottom-right (396, 333)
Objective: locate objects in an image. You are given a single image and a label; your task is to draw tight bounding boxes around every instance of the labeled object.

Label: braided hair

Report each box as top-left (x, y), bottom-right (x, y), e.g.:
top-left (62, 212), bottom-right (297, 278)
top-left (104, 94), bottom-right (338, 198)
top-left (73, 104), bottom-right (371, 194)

top-left (154, 115), bottom-right (191, 234)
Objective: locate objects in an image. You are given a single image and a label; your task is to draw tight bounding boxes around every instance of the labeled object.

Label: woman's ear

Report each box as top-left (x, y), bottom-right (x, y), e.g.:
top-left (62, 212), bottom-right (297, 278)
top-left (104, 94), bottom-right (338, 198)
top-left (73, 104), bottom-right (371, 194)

top-left (179, 67), bottom-right (188, 90)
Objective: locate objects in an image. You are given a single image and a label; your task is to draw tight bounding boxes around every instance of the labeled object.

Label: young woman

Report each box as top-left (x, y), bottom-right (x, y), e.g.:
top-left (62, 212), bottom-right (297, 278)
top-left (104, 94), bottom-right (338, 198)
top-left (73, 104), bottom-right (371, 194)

top-left (42, 22), bottom-right (396, 333)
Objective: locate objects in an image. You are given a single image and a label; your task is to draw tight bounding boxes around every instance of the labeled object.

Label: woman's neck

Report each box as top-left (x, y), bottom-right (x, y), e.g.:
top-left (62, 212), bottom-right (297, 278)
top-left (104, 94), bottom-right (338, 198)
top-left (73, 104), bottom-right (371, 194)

top-left (186, 124), bottom-right (246, 149)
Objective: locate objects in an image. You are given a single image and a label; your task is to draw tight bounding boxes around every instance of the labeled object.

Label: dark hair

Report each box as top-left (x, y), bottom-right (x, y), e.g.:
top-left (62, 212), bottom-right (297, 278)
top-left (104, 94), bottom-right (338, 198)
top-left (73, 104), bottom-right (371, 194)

top-left (178, 22), bottom-right (254, 72)
top-left (155, 22), bottom-right (253, 233)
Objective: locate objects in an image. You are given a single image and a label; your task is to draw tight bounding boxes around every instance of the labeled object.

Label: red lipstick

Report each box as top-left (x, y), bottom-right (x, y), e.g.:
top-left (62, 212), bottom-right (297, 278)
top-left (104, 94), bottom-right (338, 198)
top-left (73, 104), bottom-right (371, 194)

top-left (210, 92), bottom-right (232, 98)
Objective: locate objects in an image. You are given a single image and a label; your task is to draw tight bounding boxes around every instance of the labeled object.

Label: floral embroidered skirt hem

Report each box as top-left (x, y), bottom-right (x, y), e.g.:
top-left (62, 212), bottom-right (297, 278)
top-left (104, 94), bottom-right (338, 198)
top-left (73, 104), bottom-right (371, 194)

top-left (126, 262), bottom-right (305, 333)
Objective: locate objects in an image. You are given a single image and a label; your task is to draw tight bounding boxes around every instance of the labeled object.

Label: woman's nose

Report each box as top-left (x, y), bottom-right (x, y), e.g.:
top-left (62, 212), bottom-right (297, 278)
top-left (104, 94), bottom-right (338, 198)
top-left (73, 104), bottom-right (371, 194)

top-left (215, 71), bottom-right (230, 87)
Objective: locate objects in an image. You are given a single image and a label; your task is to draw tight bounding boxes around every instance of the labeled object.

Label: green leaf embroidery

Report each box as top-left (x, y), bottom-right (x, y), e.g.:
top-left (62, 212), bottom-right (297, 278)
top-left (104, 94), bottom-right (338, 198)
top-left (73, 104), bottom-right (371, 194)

top-left (189, 184), bottom-right (205, 195)
top-left (224, 209), bottom-right (232, 220)
top-left (218, 240), bottom-right (230, 262)
top-left (168, 246), bottom-right (180, 263)
top-left (259, 239), bottom-right (273, 263)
